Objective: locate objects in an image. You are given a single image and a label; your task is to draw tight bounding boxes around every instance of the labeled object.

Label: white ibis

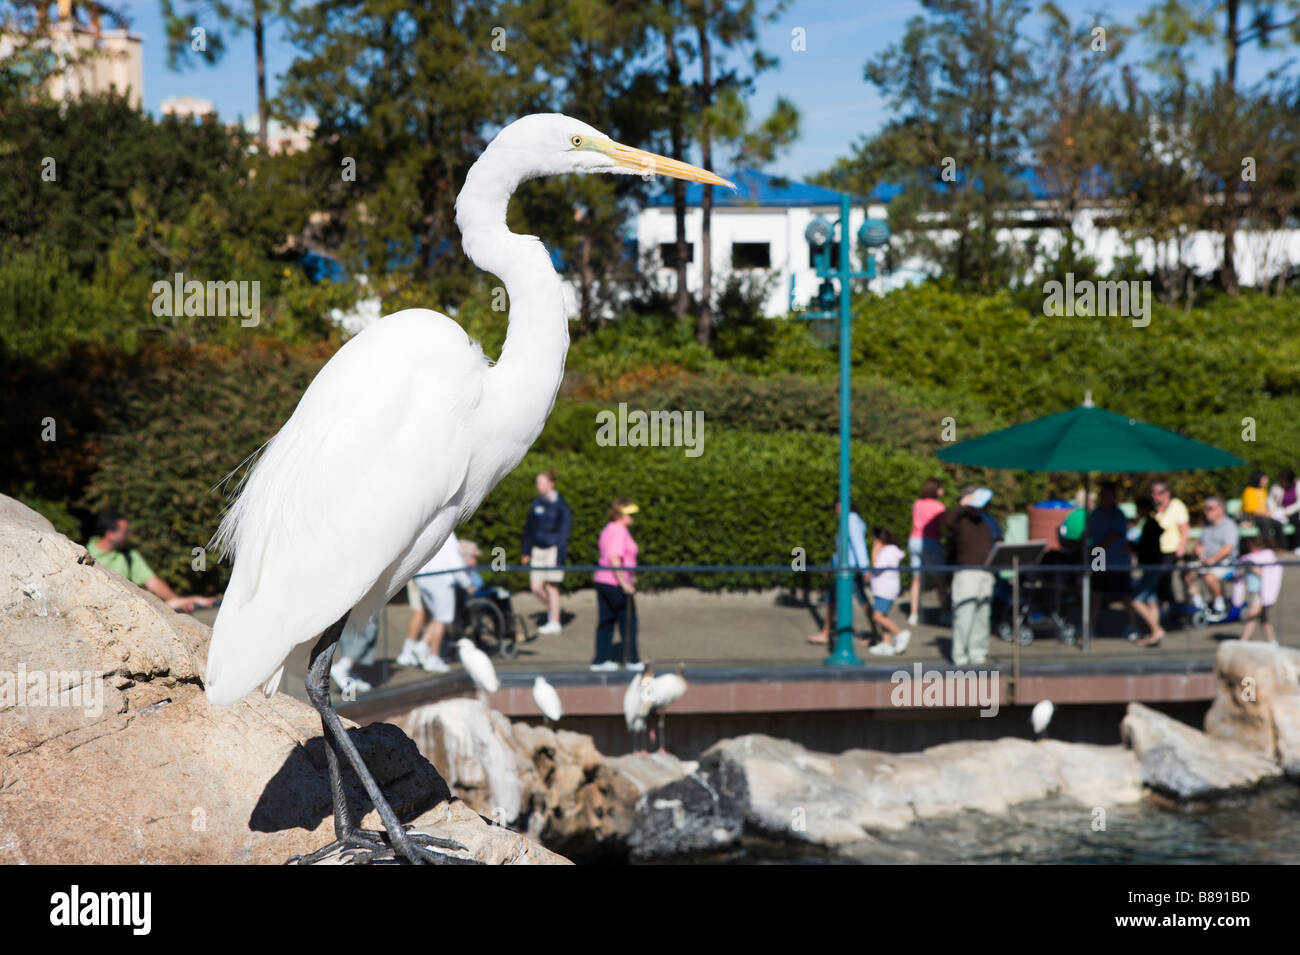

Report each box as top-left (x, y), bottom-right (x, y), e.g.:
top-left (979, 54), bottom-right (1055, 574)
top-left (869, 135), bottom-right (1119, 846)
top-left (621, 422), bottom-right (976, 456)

top-left (1031, 699), bottom-right (1055, 737)
top-left (623, 664), bottom-right (655, 754)
top-left (532, 675), bottom-right (562, 725)
top-left (457, 638), bottom-right (499, 697)
top-left (648, 664), bottom-right (688, 753)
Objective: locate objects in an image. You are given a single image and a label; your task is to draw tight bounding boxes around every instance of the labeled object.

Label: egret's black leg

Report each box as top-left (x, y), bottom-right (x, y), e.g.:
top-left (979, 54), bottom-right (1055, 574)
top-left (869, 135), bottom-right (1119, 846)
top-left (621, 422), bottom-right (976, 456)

top-left (291, 617), bottom-right (474, 865)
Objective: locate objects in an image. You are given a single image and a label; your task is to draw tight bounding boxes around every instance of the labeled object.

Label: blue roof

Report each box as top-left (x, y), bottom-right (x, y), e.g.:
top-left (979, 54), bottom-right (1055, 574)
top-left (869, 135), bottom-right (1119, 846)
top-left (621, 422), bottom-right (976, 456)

top-left (645, 169), bottom-right (879, 208)
top-left (644, 166), bottom-right (1114, 209)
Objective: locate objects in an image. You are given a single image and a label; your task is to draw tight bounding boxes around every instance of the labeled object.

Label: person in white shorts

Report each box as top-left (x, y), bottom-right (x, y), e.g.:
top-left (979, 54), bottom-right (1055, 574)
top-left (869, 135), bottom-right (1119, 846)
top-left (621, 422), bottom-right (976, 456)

top-left (397, 531), bottom-right (471, 674)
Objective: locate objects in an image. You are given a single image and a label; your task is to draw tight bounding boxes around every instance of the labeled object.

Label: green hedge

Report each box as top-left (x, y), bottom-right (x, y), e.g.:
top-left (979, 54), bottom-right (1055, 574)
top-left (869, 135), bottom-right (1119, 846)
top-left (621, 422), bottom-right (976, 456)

top-left (852, 284), bottom-right (1300, 497)
top-left (460, 426), bottom-right (939, 593)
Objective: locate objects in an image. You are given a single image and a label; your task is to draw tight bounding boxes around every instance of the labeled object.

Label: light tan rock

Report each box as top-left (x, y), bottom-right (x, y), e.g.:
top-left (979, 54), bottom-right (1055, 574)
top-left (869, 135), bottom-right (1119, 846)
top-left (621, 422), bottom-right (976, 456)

top-left (1204, 639), bottom-right (1300, 775)
top-left (1122, 700), bottom-right (1282, 798)
top-left (0, 494), bottom-right (563, 864)
top-left (402, 697), bottom-right (694, 859)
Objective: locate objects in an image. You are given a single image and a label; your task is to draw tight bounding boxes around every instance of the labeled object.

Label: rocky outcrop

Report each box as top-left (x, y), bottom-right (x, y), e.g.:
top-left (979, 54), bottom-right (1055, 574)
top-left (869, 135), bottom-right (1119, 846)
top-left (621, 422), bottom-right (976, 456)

top-left (405, 697), bottom-right (693, 860)
top-left (0, 494), bottom-right (564, 864)
top-left (1204, 640), bottom-right (1300, 776)
top-left (628, 733), bottom-right (1144, 859)
top-left (1121, 701), bottom-right (1282, 799)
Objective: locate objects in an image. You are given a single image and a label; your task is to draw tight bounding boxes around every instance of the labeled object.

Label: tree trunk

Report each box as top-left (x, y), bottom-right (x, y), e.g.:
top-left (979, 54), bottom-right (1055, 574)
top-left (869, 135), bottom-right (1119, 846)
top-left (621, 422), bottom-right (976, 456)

top-left (696, 22), bottom-right (713, 347)
top-left (580, 221), bottom-right (594, 329)
top-left (254, 2), bottom-right (268, 148)
top-left (664, 27), bottom-right (689, 320)
top-left (1221, 0), bottom-right (1240, 294)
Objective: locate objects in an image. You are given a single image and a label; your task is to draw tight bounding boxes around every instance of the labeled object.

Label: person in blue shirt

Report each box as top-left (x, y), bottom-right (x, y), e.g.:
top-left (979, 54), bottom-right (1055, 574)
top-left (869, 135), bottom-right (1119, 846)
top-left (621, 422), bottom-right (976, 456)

top-left (521, 469), bottom-right (573, 635)
top-left (806, 499), bottom-right (872, 645)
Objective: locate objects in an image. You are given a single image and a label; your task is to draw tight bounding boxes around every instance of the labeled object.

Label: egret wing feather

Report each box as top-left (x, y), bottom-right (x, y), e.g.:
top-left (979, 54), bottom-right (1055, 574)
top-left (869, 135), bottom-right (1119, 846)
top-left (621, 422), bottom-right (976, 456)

top-left (205, 310), bottom-right (487, 704)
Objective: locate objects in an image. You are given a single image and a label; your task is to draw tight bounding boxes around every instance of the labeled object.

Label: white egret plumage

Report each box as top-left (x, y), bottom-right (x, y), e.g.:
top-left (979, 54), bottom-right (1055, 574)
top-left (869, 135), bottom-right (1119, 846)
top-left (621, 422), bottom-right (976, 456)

top-left (1031, 699), bottom-right (1055, 737)
top-left (532, 676), bottom-right (563, 724)
top-left (202, 113), bottom-right (730, 864)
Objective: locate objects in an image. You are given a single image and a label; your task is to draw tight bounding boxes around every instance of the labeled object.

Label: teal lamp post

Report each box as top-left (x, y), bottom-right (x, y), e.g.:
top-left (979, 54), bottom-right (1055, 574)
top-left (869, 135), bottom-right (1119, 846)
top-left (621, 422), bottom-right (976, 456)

top-left (801, 194), bottom-right (890, 667)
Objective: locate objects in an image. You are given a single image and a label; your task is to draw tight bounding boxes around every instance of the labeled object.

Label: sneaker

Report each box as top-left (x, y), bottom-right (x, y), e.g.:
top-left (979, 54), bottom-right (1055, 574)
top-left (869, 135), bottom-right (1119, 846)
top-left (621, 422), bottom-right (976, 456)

top-left (1191, 593), bottom-right (1206, 610)
top-left (868, 642), bottom-right (895, 655)
top-left (422, 654), bottom-right (451, 674)
top-left (589, 661), bottom-right (620, 672)
top-left (907, 613), bottom-right (919, 626)
top-left (537, 621), bottom-right (563, 635)
top-left (624, 661), bottom-right (645, 672)
top-left (893, 629), bottom-right (911, 654)
top-left (331, 664), bottom-right (372, 694)
top-left (1212, 597), bottom-right (1226, 614)
top-left (396, 641), bottom-right (423, 667)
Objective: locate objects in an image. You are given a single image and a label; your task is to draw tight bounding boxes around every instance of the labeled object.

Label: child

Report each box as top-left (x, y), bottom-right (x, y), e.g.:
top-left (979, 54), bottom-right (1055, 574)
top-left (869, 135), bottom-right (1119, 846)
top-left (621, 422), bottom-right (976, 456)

top-left (1240, 534), bottom-right (1282, 643)
top-left (868, 528), bottom-right (912, 656)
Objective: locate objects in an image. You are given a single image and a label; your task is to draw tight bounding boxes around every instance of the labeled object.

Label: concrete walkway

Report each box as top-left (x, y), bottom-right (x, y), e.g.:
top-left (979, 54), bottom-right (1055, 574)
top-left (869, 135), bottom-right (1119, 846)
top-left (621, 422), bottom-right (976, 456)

top-left (192, 575), bottom-right (1298, 706)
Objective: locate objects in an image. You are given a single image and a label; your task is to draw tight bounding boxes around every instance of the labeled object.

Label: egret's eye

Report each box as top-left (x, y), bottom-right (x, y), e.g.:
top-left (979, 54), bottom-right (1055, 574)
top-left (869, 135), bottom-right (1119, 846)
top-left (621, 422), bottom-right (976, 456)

top-left (570, 135), bottom-right (583, 148)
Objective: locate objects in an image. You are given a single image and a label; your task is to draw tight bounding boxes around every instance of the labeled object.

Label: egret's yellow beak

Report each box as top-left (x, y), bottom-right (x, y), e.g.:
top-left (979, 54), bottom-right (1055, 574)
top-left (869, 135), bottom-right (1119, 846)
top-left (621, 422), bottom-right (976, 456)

top-left (593, 139), bottom-right (734, 188)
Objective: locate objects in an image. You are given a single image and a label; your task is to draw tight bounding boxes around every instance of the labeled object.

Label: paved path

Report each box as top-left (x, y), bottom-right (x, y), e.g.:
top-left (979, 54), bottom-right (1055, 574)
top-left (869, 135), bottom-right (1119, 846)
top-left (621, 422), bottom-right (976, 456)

top-left (193, 575), bottom-right (1299, 705)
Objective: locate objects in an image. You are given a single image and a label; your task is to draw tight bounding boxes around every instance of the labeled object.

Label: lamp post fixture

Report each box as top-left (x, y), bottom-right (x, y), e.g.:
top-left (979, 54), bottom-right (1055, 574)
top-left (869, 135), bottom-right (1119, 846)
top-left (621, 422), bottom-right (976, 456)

top-left (801, 194), bottom-right (890, 667)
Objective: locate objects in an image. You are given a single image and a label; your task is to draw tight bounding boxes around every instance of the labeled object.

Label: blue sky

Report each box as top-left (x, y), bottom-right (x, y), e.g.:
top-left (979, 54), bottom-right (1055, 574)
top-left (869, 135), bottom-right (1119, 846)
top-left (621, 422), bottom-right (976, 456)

top-left (119, 0), bottom-right (1294, 180)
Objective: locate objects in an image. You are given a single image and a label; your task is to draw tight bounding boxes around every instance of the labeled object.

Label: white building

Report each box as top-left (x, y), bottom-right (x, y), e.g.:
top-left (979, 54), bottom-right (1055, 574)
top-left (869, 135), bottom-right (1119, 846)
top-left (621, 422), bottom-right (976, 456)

top-left (635, 168), bottom-right (1300, 316)
top-left (161, 95), bottom-right (215, 119)
top-left (635, 170), bottom-right (893, 317)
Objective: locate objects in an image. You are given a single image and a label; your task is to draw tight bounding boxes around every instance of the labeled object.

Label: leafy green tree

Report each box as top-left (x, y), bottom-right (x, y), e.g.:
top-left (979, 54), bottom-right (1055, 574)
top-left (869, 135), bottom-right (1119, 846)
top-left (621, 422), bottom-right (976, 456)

top-left (685, 0), bottom-right (787, 344)
top-left (1139, 0), bottom-right (1300, 292)
top-left (160, 0), bottom-right (290, 146)
top-left (825, 0), bottom-right (1040, 291)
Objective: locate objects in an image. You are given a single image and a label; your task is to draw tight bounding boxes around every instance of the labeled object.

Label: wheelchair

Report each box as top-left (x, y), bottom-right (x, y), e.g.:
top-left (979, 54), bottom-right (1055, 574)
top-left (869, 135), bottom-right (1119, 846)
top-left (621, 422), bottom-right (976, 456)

top-left (448, 583), bottom-right (526, 659)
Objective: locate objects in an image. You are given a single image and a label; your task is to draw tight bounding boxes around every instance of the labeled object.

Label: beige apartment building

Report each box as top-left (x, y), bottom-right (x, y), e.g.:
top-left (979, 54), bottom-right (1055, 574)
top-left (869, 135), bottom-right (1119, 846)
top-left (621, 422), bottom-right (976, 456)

top-left (25, 0), bottom-right (144, 108)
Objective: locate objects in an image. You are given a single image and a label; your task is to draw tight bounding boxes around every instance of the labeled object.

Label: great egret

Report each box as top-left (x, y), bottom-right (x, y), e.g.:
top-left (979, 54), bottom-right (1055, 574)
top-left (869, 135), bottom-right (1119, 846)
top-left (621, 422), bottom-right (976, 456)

top-left (623, 664), bottom-right (655, 754)
top-left (1031, 699), bottom-right (1054, 737)
top-left (457, 638), bottom-right (499, 696)
top-left (202, 113), bottom-right (730, 865)
top-left (648, 663), bottom-right (688, 753)
top-left (532, 675), bottom-right (563, 725)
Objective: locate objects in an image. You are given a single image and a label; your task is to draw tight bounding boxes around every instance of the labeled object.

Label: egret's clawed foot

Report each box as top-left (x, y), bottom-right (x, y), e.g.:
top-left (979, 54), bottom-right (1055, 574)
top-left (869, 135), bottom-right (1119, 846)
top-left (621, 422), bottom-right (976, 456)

top-left (286, 831), bottom-right (388, 866)
top-left (288, 828), bottom-right (478, 865)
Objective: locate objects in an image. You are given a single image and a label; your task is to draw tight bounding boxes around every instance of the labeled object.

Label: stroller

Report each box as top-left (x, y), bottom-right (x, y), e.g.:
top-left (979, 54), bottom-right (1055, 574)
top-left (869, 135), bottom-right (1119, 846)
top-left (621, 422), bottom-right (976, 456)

top-left (993, 548), bottom-right (1083, 646)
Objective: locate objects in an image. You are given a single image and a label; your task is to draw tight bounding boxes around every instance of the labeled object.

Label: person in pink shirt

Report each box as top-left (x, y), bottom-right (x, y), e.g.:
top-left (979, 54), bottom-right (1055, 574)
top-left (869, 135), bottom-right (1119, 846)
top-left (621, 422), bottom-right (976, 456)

top-left (1240, 533), bottom-right (1283, 643)
top-left (592, 498), bottom-right (641, 671)
top-left (907, 478), bottom-right (949, 625)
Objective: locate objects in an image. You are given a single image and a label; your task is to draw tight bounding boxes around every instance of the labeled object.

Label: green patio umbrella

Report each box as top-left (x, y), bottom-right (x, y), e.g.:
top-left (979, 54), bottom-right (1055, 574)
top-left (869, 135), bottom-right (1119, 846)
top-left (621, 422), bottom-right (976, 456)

top-left (936, 393), bottom-right (1244, 650)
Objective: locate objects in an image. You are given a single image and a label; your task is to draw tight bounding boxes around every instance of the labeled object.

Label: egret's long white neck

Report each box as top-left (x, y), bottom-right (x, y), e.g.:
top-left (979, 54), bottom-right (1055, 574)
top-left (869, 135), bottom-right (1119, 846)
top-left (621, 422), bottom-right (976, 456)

top-left (455, 151), bottom-right (568, 447)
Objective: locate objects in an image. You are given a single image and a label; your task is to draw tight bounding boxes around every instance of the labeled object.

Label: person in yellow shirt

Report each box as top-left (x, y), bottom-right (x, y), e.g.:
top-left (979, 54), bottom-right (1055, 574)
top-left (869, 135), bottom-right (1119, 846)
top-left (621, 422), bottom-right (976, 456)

top-left (1241, 472), bottom-right (1269, 519)
top-left (1151, 480), bottom-right (1190, 605)
top-left (86, 511), bottom-right (218, 613)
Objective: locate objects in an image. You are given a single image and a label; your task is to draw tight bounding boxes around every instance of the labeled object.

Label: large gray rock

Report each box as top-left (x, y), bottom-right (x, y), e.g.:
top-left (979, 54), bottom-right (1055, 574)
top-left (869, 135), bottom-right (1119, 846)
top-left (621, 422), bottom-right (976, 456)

top-left (629, 732), bottom-right (1144, 859)
top-left (1121, 701), bottom-right (1283, 799)
top-left (1204, 640), bottom-right (1300, 776)
top-left (0, 494), bottom-right (564, 864)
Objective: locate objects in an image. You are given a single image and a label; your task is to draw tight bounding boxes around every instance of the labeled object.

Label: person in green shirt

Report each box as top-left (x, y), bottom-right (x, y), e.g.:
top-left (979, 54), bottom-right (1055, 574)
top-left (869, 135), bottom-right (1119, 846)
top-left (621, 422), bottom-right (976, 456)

top-left (87, 511), bottom-right (218, 614)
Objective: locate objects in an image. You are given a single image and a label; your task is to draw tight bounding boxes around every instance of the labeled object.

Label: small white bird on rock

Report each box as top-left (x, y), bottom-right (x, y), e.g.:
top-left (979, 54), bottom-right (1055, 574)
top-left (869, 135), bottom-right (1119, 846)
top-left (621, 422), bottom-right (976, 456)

top-left (648, 663), bottom-right (688, 753)
top-left (1031, 699), bottom-right (1054, 737)
top-left (532, 675), bottom-right (562, 725)
top-left (458, 638), bottom-right (499, 696)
